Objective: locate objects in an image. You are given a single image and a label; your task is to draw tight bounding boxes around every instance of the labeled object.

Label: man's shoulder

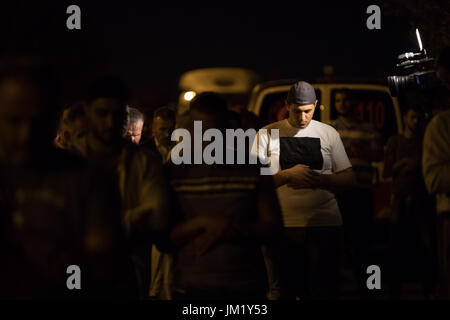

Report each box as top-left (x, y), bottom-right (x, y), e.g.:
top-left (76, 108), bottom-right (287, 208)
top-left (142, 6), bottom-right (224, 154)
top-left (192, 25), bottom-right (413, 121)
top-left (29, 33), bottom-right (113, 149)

top-left (47, 147), bottom-right (90, 173)
top-left (329, 118), bottom-right (343, 129)
top-left (48, 148), bottom-right (117, 194)
top-left (260, 119), bottom-right (286, 130)
top-left (23, 149), bottom-right (93, 180)
top-left (424, 111), bottom-right (450, 141)
top-left (311, 120), bottom-right (339, 135)
top-left (140, 137), bottom-right (158, 152)
top-left (430, 109), bottom-right (450, 128)
top-left (121, 143), bottom-right (163, 168)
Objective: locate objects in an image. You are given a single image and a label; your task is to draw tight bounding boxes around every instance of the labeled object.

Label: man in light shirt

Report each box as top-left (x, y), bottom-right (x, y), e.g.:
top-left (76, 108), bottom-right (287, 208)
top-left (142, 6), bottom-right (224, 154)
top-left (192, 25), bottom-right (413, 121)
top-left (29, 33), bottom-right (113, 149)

top-left (252, 81), bottom-right (356, 299)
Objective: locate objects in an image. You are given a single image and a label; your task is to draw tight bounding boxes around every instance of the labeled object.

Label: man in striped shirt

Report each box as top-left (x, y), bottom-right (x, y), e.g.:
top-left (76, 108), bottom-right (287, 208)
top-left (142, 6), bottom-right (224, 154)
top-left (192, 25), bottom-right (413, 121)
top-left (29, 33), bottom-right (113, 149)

top-left (167, 92), bottom-right (283, 299)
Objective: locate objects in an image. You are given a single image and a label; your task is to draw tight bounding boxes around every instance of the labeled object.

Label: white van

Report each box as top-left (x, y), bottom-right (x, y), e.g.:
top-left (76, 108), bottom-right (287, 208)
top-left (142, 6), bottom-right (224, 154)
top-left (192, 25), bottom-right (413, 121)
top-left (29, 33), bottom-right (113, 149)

top-left (177, 67), bottom-right (260, 115)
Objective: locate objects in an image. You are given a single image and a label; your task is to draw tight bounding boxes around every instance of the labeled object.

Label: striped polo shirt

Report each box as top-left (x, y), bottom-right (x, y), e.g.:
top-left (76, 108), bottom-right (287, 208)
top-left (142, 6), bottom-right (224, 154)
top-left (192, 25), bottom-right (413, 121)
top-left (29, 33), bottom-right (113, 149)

top-left (166, 161), bottom-right (268, 292)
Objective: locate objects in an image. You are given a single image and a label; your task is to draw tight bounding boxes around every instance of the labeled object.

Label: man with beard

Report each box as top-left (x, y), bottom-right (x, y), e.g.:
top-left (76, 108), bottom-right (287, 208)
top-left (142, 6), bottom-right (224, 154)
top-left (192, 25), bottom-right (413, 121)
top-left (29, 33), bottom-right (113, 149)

top-left (0, 60), bottom-right (134, 298)
top-left (74, 76), bottom-right (170, 299)
top-left (252, 81), bottom-right (356, 299)
top-left (149, 106), bottom-right (176, 163)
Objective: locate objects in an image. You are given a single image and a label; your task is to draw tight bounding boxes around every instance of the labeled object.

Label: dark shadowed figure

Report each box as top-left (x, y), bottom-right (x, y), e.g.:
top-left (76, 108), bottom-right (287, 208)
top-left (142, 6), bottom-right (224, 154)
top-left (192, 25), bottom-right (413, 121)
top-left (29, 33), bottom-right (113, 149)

top-left (384, 106), bottom-right (436, 299)
top-left (0, 60), bottom-right (135, 299)
top-left (73, 76), bottom-right (171, 299)
top-left (167, 92), bottom-right (283, 300)
top-left (330, 89), bottom-right (383, 299)
top-left (423, 46), bottom-right (450, 299)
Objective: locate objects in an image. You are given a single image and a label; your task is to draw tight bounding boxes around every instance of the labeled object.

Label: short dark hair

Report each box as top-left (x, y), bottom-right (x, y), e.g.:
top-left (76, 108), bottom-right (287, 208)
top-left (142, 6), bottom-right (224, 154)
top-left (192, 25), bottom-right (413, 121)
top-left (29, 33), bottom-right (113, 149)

top-left (63, 102), bottom-right (85, 123)
top-left (153, 106), bottom-right (176, 123)
top-left (189, 92), bottom-right (228, 116)
top-left (402, 105), bottom-right (425, 117)
top-left (334, 88), bottom-right (353, 99)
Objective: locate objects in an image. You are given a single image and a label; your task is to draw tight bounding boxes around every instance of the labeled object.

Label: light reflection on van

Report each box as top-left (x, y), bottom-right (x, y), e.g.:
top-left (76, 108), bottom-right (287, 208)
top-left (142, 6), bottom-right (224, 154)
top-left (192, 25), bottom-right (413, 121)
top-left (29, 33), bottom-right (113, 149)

top-left (177, 67), bottom-right (260, 115)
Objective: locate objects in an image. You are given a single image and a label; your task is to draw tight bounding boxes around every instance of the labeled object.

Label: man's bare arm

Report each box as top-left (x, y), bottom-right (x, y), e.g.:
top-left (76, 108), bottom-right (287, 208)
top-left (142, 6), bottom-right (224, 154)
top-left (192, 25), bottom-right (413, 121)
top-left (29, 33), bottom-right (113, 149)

top-left (274, 164), bottom-right (319, 188)
top-left (316, 167), bottom-right (357, 191)
top-left (274, 170), bottom-right (289, 188)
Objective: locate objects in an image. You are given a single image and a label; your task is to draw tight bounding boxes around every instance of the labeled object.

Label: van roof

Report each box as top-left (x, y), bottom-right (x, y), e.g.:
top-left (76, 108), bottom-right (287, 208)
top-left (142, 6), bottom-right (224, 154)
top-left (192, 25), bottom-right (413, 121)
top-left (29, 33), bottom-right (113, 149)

top-left (179, 67), bottom-right (260, 93)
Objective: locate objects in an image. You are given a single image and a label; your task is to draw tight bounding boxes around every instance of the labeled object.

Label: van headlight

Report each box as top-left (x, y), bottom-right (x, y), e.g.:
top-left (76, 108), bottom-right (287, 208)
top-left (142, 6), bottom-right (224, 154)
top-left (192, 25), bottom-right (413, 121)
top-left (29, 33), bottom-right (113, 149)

top-left (183, 91), bottom-right (196, 101)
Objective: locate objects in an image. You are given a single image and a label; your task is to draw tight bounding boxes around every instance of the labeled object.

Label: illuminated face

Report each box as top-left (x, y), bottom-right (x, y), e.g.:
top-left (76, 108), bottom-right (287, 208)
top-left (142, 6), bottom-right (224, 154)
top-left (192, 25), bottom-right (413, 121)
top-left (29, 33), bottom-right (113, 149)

top-left (85, 98), bottom-right (125, 144)
top-left (335, 93), bottom-right (352, 116)
top-left (287, 101), bottom-right (317, 129)
top-left (152, 116), bottom-right (175, 146)
top-left (0, 79), bottom-right (41, 166)
top-left (126, 119), bottom-right (143, 144)
top-left (403, 109), bottom-right (421, 133)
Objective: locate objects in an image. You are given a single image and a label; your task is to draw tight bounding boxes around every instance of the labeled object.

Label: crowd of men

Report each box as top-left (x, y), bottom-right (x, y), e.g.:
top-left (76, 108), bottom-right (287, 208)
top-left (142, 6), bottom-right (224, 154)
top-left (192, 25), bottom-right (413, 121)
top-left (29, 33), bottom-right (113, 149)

top-left (0, 46), bottom-right (449, 299)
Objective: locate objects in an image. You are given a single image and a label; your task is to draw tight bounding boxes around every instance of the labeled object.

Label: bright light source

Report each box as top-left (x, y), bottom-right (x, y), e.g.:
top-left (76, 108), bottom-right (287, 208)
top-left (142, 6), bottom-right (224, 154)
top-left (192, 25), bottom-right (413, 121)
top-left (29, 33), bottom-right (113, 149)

top-left (184, 91), bottom-right (196, 101)
top-left (416, 28), bottom-right (423, 52)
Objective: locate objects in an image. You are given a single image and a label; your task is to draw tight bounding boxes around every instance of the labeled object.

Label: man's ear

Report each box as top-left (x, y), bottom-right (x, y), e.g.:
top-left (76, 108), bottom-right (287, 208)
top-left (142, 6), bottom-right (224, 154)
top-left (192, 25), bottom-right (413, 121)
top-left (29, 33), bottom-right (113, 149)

top-left (314, 100), bottom-right (318, 107)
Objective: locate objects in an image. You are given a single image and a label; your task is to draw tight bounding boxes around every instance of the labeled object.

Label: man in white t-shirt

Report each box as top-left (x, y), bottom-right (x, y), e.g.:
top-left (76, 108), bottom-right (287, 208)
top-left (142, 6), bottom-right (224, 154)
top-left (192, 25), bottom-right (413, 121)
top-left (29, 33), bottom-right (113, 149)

top-left (252, 81), bottom-right (356, 299)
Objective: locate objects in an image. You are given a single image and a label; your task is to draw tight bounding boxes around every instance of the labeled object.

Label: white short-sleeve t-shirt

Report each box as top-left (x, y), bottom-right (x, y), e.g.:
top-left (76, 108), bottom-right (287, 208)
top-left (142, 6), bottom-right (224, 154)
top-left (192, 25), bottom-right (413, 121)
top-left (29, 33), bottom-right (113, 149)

top-left (251, 119), bottom-right (352, 227)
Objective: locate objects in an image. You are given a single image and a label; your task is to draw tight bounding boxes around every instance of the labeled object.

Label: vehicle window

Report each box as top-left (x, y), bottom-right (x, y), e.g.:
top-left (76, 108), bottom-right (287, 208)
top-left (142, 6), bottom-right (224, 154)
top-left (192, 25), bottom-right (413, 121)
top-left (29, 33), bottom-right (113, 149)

top-left (258, 89), bottom-right (321, 127)
top-left (330, 89), bottom-right (397, 145)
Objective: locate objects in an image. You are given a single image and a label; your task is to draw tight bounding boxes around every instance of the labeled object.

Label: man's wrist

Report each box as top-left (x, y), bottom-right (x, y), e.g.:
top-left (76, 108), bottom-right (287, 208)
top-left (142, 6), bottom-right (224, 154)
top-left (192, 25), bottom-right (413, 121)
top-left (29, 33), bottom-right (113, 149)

top-left (275, 169), bottom-right (290, 186)
top-left (281, 169), bottom-right (291, 185)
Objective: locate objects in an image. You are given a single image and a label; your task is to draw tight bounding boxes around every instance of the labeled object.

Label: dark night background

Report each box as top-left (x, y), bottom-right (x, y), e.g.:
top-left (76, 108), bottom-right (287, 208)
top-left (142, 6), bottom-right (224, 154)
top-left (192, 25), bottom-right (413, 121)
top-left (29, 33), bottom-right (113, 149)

top-left (0, 0), bottom-right (448, 109)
